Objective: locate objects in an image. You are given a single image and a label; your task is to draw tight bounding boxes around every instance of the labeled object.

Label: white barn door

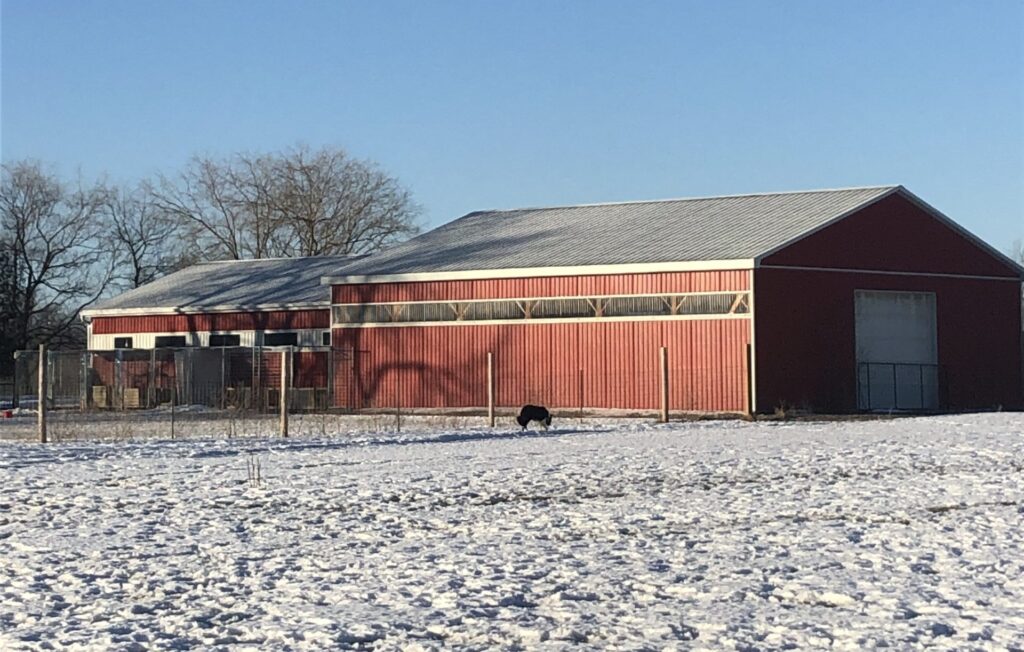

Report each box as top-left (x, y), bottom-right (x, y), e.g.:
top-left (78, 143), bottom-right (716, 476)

top-left (855, 291), bottom-right (938, 410)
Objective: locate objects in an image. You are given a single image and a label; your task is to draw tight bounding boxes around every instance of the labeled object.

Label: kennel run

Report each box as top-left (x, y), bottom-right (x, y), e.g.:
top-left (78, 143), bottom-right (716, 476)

top-left (10, 346), bottom-right (334, 413)
top-left (77, 185), bottom-right (1023, 415)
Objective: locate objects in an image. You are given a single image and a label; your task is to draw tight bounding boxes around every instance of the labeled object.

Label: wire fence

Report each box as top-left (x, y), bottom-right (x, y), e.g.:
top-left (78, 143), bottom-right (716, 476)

top-left (2, 345), bottom-right (752, 442)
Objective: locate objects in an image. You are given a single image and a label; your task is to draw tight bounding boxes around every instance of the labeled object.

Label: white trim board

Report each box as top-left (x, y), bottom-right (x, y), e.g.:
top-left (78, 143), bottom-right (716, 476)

top-left (332, 313), bottom-right (751, 329)
top-left (331, 290), bottom-right (749, 308)
top-left (322, 259), bottom-right (756, 285)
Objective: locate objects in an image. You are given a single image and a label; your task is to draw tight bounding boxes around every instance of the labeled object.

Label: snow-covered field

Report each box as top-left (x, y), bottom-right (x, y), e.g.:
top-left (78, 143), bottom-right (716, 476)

top-left (1, 413), bottom-right (1022, 650)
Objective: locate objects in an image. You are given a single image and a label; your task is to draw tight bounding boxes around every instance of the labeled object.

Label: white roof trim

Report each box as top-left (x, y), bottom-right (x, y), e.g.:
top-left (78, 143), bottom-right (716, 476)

top-left (322, 259), bottom-right (755, 285)
top-left (80, 302), bottom-right (328, 319)
top-left (753, 186), bottom-right (1024, 278)
top-left (894, 188), bottom-right (1024, 279)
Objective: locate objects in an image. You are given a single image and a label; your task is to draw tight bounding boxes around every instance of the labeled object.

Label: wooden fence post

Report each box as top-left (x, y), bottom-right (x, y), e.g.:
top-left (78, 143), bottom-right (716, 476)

top-left (578, 368), bottom-right (584, 423)
top-left (280, 348), bottom-right (290, 438)
top-left (659, 346), bottom-right (669, 423)
top-left (487, 352), bottom-right (495, 427)
top-left (38, 344), bottom-right (47, 443)
top-left (170, 386), bottom-right (176, 440)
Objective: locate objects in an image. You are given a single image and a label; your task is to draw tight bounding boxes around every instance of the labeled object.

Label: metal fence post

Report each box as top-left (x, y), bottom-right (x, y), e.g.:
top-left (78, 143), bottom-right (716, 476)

top-left (170, 385), bottom-right (176, 440)
top-left (892, 364), bottom-right (899, 410)
top-left (12, 357), bottom-right (19, 409)
top-left (148, 349), bottom-right (156, 409)
top-left (38, 344), bottom-right (47, 443)
top-left (220, 347), bottom-right (226, 410)
top-left (280, 348), bottom-right (290, 438)
top-left (659, 346), bottom-right (669, 423)
top-left (80, 352), bottom-right (89, 411)
top-left (487, 352), bottom-right (495, 427)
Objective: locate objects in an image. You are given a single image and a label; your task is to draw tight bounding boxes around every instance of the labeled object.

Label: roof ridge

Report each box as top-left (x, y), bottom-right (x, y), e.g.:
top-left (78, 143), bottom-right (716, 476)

top-left (476, 184), bottom-right (901, 215)
top-left (194, 254), bottom-right (356, 266)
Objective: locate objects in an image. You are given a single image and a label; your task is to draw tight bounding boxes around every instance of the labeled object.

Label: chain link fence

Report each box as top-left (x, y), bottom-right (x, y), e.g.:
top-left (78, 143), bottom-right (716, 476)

top-left (2, 345), bottom-right (754, 442)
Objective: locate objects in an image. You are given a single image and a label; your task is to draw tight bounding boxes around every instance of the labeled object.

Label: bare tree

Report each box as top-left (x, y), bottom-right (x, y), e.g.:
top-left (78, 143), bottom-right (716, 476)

top-left (106, 183), bottom-right (184, 289)
top-left (151, 145), bottom-right (419, 260)
top-left (152, 157), bottom-right (263, 260)
top-left (1010, 239), bottom-right (1024, 266)
top-left (0, 161), bottom-right (114, 353)
top-left (269, 145), bottom-right (420, 257)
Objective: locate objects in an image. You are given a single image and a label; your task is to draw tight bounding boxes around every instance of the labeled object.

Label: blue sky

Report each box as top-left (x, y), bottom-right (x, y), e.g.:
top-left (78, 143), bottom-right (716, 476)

top-left (2, 0), bottom-right (1022, 250)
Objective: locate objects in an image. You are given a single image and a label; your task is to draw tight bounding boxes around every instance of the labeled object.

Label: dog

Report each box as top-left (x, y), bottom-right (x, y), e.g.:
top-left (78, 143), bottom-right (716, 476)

top-left (517, 404), bottom-right (552, 431)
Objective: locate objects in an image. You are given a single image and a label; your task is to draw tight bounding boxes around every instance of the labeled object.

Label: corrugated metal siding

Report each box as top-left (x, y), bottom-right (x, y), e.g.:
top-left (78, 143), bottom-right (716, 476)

top-left (91, 310), bottom-right (330, 335)
top-left (754, 268), bottom-right (1023, 412)
top-left (332, 270), bottom-right (750, 303)
top-left (333, 317), bottom-right (750, 412)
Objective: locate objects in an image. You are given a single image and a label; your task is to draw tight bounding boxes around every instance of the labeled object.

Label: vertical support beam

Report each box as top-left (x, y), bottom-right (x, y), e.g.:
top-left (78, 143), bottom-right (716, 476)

top-left (659, 346), bottom-right (669, 423)
top-left (280, 348), bottom-right (290, 438)
top-left (748, 271), bottom-right (758, 415)
top-left (745, 343), bottom-right (754, 418)
top-left (38, 344), bottom-right (47, 443)
top-left (487, 352), bottom-right (495, 427)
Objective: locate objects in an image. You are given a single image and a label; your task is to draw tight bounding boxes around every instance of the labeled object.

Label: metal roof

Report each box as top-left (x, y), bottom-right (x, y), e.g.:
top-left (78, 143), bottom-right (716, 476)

top-left (84, 255), bottom-right (361, 316)
top-left (328, 185), bottom-right (901, 278)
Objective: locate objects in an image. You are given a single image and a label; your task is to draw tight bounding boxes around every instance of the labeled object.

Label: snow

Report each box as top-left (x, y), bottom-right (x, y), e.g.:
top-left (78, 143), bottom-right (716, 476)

top-left (1, 413), bottom-right (1023, 649)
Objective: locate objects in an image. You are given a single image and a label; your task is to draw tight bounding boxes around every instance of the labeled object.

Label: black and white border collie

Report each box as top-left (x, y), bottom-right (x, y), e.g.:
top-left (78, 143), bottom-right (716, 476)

top-left (516, 405), bottom-right (552, 431)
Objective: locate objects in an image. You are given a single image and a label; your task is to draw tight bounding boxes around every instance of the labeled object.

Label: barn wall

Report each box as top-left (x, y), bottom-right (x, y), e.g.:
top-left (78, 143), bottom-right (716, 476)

top-left (91, 309), bottom-right (330, 335)
top-left (754, 268), bottom-right (1022, 412)
top-left (762, 193), bottom-right (1020, 277)
top-left (332, 270), bottom-right (750, 303)
top-left (333, 318), bottom-right (750, 412)
top-left (330, 270), bottom-right (752, 413)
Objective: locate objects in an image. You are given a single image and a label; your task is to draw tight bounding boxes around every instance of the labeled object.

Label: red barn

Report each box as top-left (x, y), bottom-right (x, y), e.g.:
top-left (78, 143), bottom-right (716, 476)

top-left (323, 186), bottom-right (1023, 414)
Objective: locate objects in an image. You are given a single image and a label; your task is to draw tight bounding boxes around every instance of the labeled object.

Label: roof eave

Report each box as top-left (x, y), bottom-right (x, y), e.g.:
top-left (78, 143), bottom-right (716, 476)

top-left (80, 301), bottom-right (329, 319)
top-left (893, 188), bottom-right (1024, 279)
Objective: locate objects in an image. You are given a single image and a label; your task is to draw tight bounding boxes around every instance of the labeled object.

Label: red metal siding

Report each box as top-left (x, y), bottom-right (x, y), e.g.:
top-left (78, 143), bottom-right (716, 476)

top-left (91, 309), bottom-right (330, 335)
top-left (332, 270), bottom-right (749, 304)
top-left (333, 318), bottom-right (750, 412)
top-left (754, 268), bottom-right (1022, 412)
top-left (762, 193), bottom-right (1020, 278)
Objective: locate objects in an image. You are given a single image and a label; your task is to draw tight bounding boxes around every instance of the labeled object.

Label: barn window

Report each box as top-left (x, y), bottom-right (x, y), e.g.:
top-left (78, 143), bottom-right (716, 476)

top-left (154, 335), bottom-right (187, 348)
top-left (331, 292), bottom-right (750, 326)
top-left (264, 332), bottom-right (298, 347)
top-left (322, 331), bottom-right (331, 346)
top-left (462, 300), bottom-right (524, 321)
top-left (114, 337), bottom-right (133, 349)
top-left (209, 334), bottom-right (241, 347)
top-left (530, 298), bottom-right (595, 319)
top-left (604, 296), bottom-right (672, 317)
